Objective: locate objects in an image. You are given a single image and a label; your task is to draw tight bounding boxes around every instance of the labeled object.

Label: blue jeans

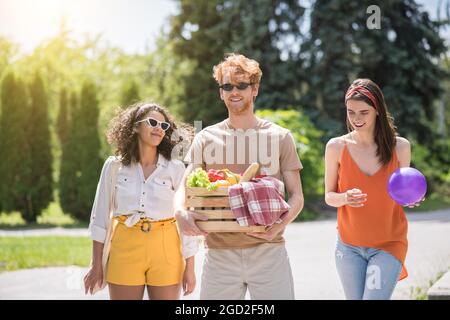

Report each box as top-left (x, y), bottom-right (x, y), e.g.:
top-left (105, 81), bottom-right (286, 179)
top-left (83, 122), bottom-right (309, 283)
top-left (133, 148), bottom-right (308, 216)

top-left (335, 235), bottom-right (402, 300)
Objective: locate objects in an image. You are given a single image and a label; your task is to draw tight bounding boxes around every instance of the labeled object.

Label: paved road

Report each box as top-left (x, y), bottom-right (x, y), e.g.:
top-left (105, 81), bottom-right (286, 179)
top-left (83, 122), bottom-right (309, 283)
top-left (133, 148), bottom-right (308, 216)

top-left (1, 209), bottom-right (449, 300)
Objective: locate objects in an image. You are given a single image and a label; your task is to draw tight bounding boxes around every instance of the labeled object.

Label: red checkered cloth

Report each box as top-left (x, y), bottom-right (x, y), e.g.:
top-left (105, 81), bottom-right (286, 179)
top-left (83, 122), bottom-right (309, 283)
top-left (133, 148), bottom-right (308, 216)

top-left (228, 177), bottom-right (290, 227)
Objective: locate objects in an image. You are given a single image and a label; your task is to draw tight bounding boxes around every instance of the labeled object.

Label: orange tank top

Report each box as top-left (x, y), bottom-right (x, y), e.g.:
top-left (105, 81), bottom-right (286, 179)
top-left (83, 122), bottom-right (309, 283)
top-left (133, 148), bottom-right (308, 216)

top-left (337, 144), bottom-right (408, 280)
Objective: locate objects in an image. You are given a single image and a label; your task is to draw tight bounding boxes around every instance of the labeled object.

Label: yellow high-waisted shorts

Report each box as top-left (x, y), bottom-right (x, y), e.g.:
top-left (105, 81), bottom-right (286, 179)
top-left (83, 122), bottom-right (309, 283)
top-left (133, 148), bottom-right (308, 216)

top-left (106, 216), bottom-right (185, 286)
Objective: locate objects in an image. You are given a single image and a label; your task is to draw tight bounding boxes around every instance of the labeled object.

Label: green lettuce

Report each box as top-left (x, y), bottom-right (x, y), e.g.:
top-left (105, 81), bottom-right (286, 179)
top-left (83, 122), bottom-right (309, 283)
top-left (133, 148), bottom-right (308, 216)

top-left (186, 168), bottom-right (218, 191)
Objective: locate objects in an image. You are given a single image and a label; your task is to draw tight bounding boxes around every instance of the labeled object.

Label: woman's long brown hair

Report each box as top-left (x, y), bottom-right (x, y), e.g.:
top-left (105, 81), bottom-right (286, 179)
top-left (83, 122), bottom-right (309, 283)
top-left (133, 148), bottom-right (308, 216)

top-left (345, 79), bottom-right (398, 166)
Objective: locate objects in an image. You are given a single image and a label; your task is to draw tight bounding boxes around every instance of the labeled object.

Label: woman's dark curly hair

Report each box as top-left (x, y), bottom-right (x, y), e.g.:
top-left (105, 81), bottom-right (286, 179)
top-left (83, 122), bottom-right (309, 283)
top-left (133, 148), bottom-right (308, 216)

top-left (107, 102), bottom-right (194, 166)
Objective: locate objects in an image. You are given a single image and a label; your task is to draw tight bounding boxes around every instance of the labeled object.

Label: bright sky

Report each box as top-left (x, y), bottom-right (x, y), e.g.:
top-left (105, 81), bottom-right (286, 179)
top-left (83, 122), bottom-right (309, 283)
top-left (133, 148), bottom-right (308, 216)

top-left (0, 0), bottom-right (179, 54)
top-left (0, 0), bottom-right (447, 55)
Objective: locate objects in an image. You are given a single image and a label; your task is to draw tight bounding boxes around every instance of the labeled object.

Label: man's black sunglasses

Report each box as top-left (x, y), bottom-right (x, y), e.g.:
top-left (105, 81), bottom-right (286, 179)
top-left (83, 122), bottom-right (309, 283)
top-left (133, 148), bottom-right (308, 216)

top-left (219, 82), bottom-right (253, 91)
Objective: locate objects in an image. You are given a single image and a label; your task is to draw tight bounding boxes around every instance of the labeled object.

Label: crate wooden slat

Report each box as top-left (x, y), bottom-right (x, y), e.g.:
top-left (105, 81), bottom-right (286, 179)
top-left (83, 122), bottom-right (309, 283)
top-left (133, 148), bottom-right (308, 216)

top-left (186, 186), bottom-right (266, 233)
top-left (186, 187), bottom-right (228, 197)
top-left (186, 196), bottom-right (230, 208)
top-left (194, 209), bottom-right (235, 219)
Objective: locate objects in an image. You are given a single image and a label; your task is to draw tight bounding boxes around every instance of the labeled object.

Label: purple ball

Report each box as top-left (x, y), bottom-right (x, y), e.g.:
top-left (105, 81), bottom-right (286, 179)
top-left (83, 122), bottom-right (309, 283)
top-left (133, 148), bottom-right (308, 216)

top-left (388, 168), bottom-right (427, 206)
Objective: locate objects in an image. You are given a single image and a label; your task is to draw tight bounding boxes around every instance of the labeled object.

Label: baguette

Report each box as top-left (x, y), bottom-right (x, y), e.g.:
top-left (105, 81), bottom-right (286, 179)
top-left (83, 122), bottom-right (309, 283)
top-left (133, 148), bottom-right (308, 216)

top-left (240, 162), bottom-right (259, 182)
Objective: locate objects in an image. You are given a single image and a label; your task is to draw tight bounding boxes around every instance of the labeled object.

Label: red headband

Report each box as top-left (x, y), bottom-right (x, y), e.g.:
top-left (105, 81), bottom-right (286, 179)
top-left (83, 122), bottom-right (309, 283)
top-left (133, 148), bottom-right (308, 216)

top-left (345, 85), bottom-right (378, 111)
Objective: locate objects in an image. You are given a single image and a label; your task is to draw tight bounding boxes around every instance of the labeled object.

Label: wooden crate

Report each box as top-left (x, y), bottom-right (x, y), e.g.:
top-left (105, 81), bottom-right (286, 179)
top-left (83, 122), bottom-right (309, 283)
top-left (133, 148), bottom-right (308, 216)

top-left (186, 187), bottom-right (266, 233)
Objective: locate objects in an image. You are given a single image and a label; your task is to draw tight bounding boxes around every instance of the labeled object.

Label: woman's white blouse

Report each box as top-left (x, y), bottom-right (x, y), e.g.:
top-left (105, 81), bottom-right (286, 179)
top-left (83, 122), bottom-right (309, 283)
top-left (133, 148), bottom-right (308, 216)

top-left (88, 155), bottom-right (198, 258)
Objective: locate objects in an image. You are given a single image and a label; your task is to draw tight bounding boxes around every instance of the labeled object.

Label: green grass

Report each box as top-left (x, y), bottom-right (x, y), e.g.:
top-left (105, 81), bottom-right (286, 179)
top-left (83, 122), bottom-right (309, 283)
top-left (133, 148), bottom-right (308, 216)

top-left (0, 201), bottom-right (88, 230)
top-left (411, 269), bottom-right (448, 300)
top-left (411, 286), bottom-right (428, 300)
top-left (0, 236), bottom-right (91, 272)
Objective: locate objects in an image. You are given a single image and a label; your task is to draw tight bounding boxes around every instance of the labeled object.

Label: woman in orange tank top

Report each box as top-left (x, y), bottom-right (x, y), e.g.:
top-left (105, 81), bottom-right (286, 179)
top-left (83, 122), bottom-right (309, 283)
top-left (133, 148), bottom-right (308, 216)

top-left (324, 79), bottom-right (424, 300)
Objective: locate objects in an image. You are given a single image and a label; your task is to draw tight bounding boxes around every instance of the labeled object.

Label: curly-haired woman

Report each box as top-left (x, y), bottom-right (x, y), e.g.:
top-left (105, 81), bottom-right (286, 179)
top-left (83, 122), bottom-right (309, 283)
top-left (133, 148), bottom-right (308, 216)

top-left (84, 103), bottom-right (198, 300)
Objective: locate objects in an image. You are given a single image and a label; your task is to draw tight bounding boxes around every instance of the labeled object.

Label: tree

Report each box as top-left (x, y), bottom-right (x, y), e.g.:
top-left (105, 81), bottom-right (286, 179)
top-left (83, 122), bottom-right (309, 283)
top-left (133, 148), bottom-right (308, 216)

top-left (169, 0), bottom-right (228, 125)
top-left (60, 83), bottom-right (102, 221)
top-left (142, 37), bottom-right (195, 120)
top-left (56, 88), bottom-right (69, 145)
top-left (0, 37), bottom-right (18, 80)
top-left (59, 81), bottom-right (103, 221)
top-left (59, 91), bottom-right (81, 218)
top-left (222, 0), bottom-right (306, 110)
top-left (303, 0), bottom-right (448, 141)
top-left (168, 0), bottom-right (306, 125)
top-left (120, 79), bottom-right (140, 107)
top-left (75, 81), bottom-right (103, 220)
top-left (0, 72), bottom-right (31, 217)
top-left (26, 72), bottom-right (53, 222)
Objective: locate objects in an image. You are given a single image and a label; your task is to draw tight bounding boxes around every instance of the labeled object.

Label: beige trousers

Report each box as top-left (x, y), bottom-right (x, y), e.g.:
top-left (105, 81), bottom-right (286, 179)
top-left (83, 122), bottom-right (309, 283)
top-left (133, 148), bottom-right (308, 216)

top-left (200, 242), bottom-right (295, 300)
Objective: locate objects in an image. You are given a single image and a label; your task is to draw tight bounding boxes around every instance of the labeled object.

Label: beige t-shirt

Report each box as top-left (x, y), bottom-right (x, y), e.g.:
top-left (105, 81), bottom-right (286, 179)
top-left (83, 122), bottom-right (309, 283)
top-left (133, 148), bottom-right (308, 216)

top-left (184, 118), bottom-right (303, 249)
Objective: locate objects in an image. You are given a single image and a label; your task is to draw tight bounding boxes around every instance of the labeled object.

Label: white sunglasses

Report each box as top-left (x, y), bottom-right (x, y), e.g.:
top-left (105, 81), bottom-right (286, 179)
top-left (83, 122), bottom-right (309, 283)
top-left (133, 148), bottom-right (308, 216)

top-left (136, 117), bottom-right (170, 131)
